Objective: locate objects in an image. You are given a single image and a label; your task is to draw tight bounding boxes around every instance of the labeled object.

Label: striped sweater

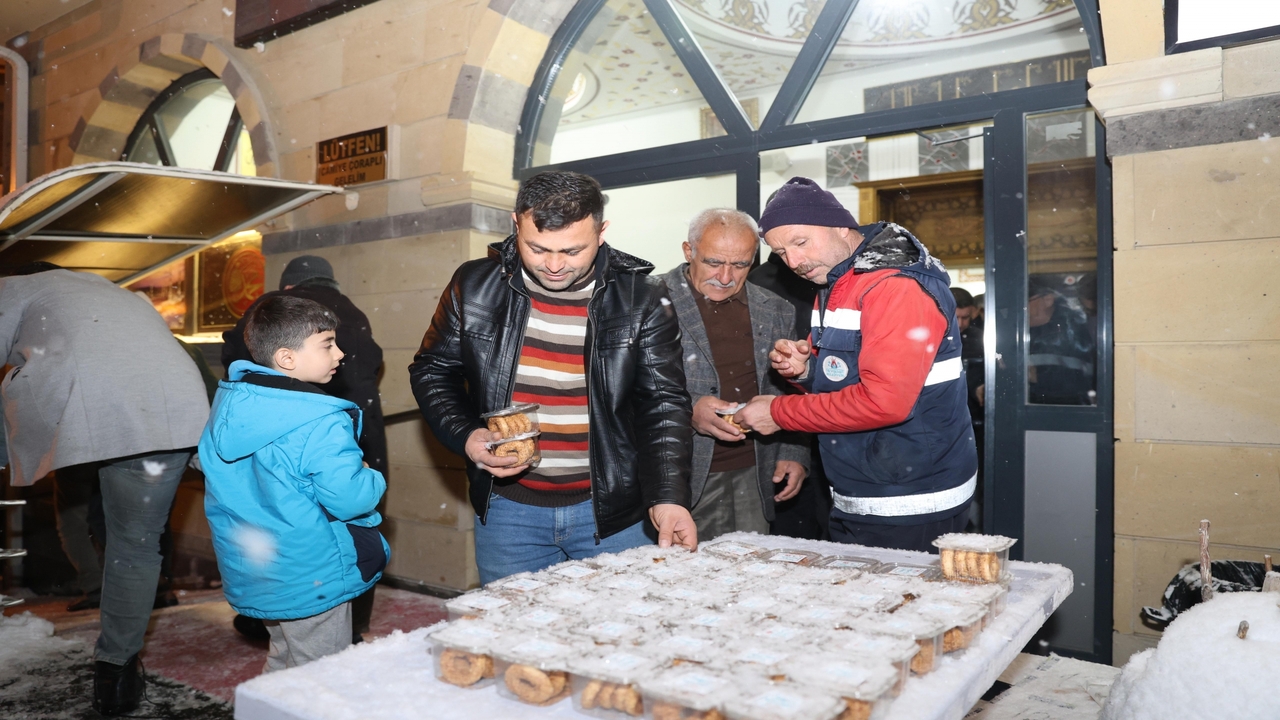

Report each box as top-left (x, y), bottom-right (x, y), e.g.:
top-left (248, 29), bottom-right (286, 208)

top-left (492, 271), bottom-right (594, 507)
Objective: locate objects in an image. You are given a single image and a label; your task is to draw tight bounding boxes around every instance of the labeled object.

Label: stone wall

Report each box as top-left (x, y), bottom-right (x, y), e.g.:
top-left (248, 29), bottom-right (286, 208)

top-left (11, 0), bottom-right (576, 592)
top-left (1092, 0), bottom-right (1280, 664)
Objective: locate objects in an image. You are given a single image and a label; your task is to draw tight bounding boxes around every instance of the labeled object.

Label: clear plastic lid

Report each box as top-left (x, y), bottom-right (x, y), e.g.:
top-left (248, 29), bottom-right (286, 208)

top-left (714, 402), bottom-right (747, 416)
top-left (541, 585), bottom-right (598, 610)
top-left (769, 582), bottom-right (812, 600)
top-left (701, 539), bottom-right (767, 560)
top-left (619, 544), bottom-right (694, 565)
top-left (446, 590), bottom-right (514, 616)
top-left (860, 613), bottom-right (948, 641)
top-left (569, 617), bottom-right (650, 644)
top-left (928, 582), bottom-right (1006, 609)
top-left (489, 572), bottom-right (553, 595)
top-left (568, 649), bottom-right (663, 685)
top-left (739, 560), bottom-right (788, 579)
top-left (909, 600), bottom-right (986, 629)
top-left (651, 631), bottom-right (718, 664)
top-left (932, 533), bottom-right (1018, 554)
top-left (783, 655), bottom-right (898, 702)
top-left (705, 572), bottom-right (751, 592)
top-left (724, 683), bottom-right (845, 720)
top-left (510, 607), bottom-right (570, 631)
top-left (875, 563), bottom-right (943, 581)
top-left (673, 552), bottom-right (739, 575)
top-left (790, 604), bottom-right (849, 628)
top-left (584, 552), bottom-right (642, 570)
top-left (616, 598), bottom-right (666, 620)
top-left (492, 635), bottom-right (576, 670)
top-left (835, 631), bottom-right (920, 664)
top-left (641, 564), bottom-right (687, 584)
top-left (638, 666), bottom-right (734, 712)
top-left (759, 549), bottom-right (823, 566)
top-left (656, 586), bottom-right (715, 608)
top-left (733, 593), bottom-right (782, 615)
top-left (835, 590), bottom-right (903, 615)
top-left (665, 606), bottom-right (739, 632)
top-left (430, 619), bottom-right (504, 655)
top-left (792, 566), bottom-right (858, 585)
top-left (724, 640), bottom-right (797, 672)
top-left (751, 621), bottom-right (811, 644)
top-left (480, 402), bottom-right (541, 420)
top-left (547, 560), bottom-right (602, 583)
top-left (814, 554), bottom-right (883, 572)
top-left (590, 573), bottom-right (654, 594)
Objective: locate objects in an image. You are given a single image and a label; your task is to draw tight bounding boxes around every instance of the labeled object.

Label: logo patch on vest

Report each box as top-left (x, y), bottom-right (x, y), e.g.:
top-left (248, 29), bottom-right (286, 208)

top-left (822, 356), bottom-right (849, 382)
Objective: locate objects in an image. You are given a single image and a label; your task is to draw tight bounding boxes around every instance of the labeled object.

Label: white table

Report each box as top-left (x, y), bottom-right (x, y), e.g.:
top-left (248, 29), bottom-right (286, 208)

top-left (235, 533), bottom-right (1072, 720)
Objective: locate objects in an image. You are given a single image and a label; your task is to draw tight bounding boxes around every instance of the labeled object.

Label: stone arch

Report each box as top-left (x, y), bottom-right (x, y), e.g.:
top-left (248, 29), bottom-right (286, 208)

top-left (444, 1), bottom-right (576, 193)
top-left (70, 33), bottom-right (277, 177)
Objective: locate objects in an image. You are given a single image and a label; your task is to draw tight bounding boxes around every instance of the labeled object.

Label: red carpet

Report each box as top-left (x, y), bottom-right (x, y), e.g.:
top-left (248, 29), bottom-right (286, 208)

top-left (7, 585), bottom-right (449, 703)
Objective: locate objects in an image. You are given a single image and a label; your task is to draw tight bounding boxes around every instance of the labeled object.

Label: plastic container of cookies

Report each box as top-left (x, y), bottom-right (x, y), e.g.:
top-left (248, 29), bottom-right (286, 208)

top-left (859, 614), bottom-right (948, 675)
top-left (570, 617), bottom-right (653, 645)
top-left (721, 640), bottom-right (799, 679)
top-left (874, 563), bottom-right (943, 581)
top-left (714, 403), bottom-right (748, 433)
top-left (791, 565), bottom-right (859, 586)
top-left (670, 608), bottom-right (736, 632)
top-left (429, 620), bottom-right (503, 689)
top-left (637, 666), bottom-right (734, 720)
top-left (672, 551), bottom-right (739, 575)
top-left (481, 403), bottom-right (541, 436)
top-left (541, 585), bottom-right (599, 611)
top-left (488, 572), bottom-right (554, 597)
top-left (831, 632), bottom-right (919, 697)
top-left (723, 682), bottom-right (845, 720)
top-left (548, 560), bottom-right (605, 583)
top-left (789, 603), bottom-right (850, 629)
top-left (485, 430), bottom-right (542, 468)
top-left (509, 606), bottom-right (572, 632)
top-left (758, 549), bottom-right (822, 567)
top-left (737, 559), bottom-right (789, 580)
top-left (750, 621), bottom-right (812, 645)
top-left (493, 636), bottom-right (576, 706)
top-left (655, 585), bottom-right (716, 609)
top-left (814, 554), bottom-right (883, 573)
top-left (591, 573), bottom-right (656, 595)
top-left (832, 589), bottom-right (904, 615)
top-left (856, 575), bottom-right (927, 609)
top-left (445, 590), bottom-right (514, 622)
top-left (932, 533), bottom-right (1018, 584)
top-left (927, 583), bottom-right (1009, 628)
top-left (731, 592), bottom-right (782, 617)
top-left (781, 656), bottom-right (896, 720)
top-left (650, 631), bottom-right (719, 666)
top-left (905, 601), bottom-right (987, 654)
top-left (569, 649), bottom-right (664, 718)
top-left (700, 539), bottom-right (767, 560)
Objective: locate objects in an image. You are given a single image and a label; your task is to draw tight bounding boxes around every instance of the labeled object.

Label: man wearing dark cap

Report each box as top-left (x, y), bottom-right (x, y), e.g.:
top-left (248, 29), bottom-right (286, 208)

top-left (221, 254), bottom-right (386, 641)
top-left (734, 177), bottom-right (977, 552)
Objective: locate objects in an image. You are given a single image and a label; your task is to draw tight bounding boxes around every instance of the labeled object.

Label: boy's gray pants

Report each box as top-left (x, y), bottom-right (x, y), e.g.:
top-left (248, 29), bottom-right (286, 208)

top-left (263, 602), bottom-right (352, 672)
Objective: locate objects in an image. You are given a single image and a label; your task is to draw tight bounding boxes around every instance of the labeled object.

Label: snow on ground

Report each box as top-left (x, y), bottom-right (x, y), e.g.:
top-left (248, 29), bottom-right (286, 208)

top-left (1101, 592), bottom-right (1280, 720)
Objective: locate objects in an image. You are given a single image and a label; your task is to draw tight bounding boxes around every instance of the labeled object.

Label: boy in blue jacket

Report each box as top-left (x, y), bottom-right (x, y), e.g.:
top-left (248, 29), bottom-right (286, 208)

top-left (200, 295), bottom-right (388, 671)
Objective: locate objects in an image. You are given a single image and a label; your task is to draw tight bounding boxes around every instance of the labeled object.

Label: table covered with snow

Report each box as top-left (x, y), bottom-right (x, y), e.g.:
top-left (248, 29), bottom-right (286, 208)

top-left (234, 534), bottom-right (1072, 720)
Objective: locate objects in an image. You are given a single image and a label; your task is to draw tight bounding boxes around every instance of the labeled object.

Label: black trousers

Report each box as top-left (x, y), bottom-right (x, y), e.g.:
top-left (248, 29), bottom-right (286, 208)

top-left (827, 504), bottom-right (969, 553)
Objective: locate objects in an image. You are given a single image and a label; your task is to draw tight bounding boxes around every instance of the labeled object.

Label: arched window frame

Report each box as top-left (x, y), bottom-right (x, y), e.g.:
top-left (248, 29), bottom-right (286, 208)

top-left (121, 68), bottom-right (245, 173)
top-left (515, 0), bottom-right (1105, 217)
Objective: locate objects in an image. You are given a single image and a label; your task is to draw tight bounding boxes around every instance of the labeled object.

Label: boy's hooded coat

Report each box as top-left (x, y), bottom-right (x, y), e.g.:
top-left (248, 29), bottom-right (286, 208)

top-left (200, 360), bottom-right (388, 620)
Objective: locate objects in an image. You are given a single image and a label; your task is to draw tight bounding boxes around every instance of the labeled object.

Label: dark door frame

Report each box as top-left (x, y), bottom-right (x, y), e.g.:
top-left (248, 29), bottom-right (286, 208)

top-left (515, 0), bottom-right (1113, 665)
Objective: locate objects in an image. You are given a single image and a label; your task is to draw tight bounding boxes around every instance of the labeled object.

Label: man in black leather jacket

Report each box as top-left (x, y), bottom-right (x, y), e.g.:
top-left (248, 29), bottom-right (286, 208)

top-left (409, 171), bottom-right (697, 584)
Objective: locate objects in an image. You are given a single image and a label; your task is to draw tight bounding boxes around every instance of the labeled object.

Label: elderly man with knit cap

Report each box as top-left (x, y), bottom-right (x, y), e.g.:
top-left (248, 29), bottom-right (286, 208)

top-left (222, 254), bottom-right (386, 642)
top-left (734, 177), bottom-right (977, 552)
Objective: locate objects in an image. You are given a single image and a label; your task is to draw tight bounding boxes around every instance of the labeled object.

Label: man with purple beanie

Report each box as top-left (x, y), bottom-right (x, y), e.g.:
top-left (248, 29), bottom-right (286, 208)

top-left (734, 177), bottom-right (977, 551)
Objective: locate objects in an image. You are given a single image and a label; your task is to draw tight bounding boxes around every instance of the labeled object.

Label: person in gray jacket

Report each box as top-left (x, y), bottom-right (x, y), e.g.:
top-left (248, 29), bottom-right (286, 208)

top-left (661, 209), bottom-right (809, 541)
top-left (0, 263), bottom-right (210, 716)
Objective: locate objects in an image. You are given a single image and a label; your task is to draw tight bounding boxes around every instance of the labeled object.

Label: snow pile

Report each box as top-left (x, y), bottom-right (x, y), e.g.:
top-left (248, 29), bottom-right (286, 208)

top-left (0, 611), bottom-right (82, 664)
top-left (1101, 592), bottom-right (1280, 720)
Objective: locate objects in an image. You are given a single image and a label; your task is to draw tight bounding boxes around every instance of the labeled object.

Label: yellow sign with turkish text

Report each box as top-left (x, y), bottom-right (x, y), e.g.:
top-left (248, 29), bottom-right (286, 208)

top-left (316, 127), bottom-right (387, 187)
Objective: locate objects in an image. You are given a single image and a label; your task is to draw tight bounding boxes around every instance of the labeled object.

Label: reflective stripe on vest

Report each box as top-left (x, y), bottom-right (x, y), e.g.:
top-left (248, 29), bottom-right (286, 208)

top-left (830, 472), bottom-right (976, 517)
top-left (811, 309), bottom-right (963, 387)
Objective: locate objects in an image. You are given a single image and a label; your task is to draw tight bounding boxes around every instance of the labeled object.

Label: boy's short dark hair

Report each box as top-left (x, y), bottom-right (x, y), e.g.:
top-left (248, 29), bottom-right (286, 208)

top-left (951, 287), bottom-right (975, 308)
top-left (514, 171), bottom-right (605, 232)
top-left (244, 295), bottom-right (339, 367)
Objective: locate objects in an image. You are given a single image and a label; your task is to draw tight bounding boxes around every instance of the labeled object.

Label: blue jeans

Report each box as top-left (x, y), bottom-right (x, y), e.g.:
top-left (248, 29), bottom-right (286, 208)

top-left (95, 451), bottom-right (189, 665)
top-left (474, 495), bottom-right (651, 585)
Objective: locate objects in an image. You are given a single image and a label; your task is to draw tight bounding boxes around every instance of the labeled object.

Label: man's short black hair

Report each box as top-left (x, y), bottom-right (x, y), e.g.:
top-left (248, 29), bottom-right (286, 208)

top-left (244, 295), bottom-right (339, 368)
top-left (514, 171), bottom-right (605, 232)
top-left (951, 287), bottom-right (975, 308)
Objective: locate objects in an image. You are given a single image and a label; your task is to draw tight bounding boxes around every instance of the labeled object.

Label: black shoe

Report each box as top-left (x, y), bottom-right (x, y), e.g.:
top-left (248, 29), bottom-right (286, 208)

top-left (233, 613), bottom-right (270, 642)
top-left (93, 654), bottom-right (143, 716)
top-left (67, 590), bottom-right (102, 612)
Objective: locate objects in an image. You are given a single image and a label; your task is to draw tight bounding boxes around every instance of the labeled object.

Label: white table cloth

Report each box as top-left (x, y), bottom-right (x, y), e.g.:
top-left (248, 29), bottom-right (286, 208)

top-left (236, 533), bottom-right (1072, 720)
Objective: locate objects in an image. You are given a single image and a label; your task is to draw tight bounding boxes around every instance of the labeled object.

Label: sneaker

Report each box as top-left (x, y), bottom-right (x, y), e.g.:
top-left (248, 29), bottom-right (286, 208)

top-left (93, 654), bottom-right (143, 716)
top-left (233, 613), bottom-right (270, 642)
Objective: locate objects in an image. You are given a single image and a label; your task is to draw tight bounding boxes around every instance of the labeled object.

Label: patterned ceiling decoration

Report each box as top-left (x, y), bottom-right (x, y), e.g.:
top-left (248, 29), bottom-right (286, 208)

top-left (559, 0), bottom-right (1082, 125)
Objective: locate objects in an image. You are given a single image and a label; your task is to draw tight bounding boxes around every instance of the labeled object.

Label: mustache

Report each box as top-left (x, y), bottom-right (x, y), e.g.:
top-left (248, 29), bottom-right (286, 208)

top-left (794, 264), bottom-right (819, 276)
top-left (703, 278), bottom-right (737, 289)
